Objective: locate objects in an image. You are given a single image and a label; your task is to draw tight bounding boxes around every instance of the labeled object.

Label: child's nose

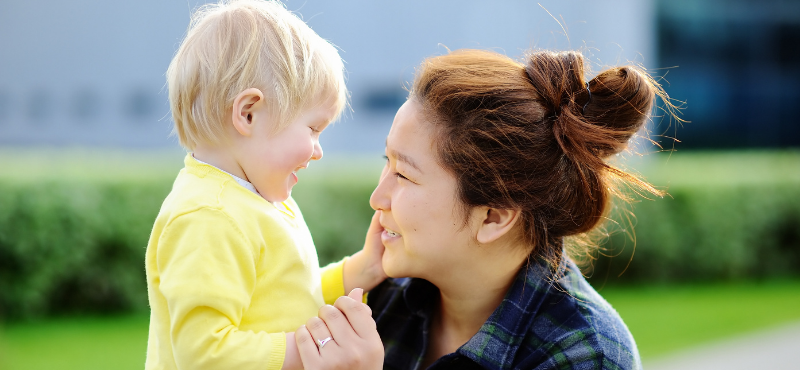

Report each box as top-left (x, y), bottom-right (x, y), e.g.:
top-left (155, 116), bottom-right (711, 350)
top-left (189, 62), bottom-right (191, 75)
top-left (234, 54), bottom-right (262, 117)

top-left (312, 141), bottom-right (323, 160)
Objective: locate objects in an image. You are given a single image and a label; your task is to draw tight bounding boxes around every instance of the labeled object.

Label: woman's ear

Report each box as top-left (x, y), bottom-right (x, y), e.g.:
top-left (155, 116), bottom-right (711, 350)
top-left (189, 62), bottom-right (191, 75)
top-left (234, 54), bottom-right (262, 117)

top-left (230, 88), bottom-right (265, 137)
top-left (475, 207), bottom-right (520, 244)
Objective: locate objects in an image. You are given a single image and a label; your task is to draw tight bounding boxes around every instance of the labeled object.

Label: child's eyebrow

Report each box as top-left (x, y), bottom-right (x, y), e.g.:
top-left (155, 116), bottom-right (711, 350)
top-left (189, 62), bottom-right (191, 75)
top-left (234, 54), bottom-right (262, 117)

top-left (315, 118), bottom-right (333, 129)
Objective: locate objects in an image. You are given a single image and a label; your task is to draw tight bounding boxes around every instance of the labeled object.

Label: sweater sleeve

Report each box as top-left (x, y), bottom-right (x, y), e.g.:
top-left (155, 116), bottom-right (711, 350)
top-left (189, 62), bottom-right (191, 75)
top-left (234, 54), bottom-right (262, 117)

top-left (320, 259), bottom-right (345, 305)
top-left (320, 258), bottom-right (369, 304)
top-left (157, 207), bottom-right (285, 370)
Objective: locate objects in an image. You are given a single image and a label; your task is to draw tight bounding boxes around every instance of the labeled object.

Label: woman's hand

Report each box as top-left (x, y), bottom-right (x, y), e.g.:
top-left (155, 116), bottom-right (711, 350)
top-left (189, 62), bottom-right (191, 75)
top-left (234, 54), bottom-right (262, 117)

top-left (295, 288), bottom-right (384, 370)
top-left (343, 211), bottom-right (387, 293)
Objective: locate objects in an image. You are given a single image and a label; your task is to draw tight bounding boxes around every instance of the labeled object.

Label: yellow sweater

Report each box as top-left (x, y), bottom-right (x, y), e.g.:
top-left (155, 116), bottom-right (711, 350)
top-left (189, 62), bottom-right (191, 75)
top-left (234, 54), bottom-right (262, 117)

top-left (145, 154), bottom-right (345, 370)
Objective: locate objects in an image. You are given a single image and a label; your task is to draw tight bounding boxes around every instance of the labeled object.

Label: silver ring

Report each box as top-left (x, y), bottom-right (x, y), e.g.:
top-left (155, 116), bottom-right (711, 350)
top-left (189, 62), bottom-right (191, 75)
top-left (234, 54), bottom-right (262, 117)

top-left (317, 336), bottom-right (333, 349)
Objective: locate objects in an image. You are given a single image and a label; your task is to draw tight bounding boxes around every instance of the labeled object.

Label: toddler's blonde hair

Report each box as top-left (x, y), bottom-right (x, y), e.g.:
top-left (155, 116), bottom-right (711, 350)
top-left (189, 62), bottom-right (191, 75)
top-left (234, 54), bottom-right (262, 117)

top-left (167, 0), bottom-right (347, 149)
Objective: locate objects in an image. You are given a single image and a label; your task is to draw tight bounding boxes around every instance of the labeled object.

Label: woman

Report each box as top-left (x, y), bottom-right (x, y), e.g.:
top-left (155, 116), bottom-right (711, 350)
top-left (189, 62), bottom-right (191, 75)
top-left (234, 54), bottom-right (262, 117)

top-left (365, 49), bottom-right (664, 370)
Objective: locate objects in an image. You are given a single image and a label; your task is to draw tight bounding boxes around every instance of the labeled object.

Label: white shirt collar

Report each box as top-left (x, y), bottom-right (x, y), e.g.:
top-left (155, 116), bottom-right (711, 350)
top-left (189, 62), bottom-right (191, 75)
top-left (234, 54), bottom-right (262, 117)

top-left (192, 155), bottom-right (260, 195)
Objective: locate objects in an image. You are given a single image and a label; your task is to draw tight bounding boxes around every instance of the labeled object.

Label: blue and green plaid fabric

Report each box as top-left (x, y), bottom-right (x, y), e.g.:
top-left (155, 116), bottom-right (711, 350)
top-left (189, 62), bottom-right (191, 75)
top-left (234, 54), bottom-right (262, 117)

top-left (367, 258), bottom-right (642, 370)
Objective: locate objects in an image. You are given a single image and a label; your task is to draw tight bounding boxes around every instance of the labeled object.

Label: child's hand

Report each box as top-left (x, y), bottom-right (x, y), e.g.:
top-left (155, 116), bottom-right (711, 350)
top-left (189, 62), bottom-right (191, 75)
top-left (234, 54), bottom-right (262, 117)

top-left (295, 288), bottom-right (384, 370)
top-left (343, 211), bottom-right (388, 293)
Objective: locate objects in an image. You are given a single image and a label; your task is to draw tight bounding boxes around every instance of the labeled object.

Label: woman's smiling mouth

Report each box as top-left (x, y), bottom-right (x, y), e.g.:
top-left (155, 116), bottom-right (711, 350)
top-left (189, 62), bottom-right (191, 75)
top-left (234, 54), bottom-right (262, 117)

top-left (382, 228), bottom-right (400, 239)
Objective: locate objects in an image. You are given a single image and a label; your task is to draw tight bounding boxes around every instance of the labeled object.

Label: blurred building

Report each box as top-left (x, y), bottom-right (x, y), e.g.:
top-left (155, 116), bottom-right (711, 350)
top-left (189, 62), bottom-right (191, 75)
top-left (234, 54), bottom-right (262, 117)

top-left (0, 0), bottom-right (656, 153)
top-left (657, 0), bottom-right (800, 148)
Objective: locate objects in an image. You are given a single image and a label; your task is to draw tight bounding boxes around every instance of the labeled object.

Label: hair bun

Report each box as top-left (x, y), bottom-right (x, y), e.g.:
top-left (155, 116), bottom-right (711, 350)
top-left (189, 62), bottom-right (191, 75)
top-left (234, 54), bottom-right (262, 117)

top-left (523, 51), bottom-right (586, 116)
top-left (583, 66), bottom-right (656, 157)
top-left (523, 51), bottom-right (655, 159)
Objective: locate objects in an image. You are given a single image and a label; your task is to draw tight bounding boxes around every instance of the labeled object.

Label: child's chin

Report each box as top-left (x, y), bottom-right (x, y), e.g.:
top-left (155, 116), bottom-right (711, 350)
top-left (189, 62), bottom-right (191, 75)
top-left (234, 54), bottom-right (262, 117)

top-left (263, 191), bottom-right (290, 203)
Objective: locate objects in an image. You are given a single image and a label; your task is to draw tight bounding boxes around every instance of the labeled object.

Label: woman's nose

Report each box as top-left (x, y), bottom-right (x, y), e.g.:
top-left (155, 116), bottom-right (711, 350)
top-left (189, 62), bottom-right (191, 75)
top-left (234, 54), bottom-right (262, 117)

top-left (369, 165), bottom-right (391, 211)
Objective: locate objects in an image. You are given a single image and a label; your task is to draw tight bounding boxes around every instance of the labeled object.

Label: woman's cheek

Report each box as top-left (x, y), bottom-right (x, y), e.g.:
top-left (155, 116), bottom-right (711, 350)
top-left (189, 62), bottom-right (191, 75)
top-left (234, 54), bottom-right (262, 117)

top-left (396, 188), bottom-right (417, 226)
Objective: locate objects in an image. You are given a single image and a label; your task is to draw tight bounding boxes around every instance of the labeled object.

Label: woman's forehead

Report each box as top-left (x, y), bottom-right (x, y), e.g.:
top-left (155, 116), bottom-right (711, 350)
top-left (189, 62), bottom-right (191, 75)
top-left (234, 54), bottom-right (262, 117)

top-left (387, 101), bottom-right (434, 164)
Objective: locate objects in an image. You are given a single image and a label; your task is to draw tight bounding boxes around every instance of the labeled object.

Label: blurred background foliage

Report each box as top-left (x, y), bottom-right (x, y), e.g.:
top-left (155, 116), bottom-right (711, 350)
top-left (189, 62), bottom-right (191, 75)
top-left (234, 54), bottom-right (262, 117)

top-left (0, 149), bottom-right (798, 321)
top-left (591, 151), bottom-right (800, 284)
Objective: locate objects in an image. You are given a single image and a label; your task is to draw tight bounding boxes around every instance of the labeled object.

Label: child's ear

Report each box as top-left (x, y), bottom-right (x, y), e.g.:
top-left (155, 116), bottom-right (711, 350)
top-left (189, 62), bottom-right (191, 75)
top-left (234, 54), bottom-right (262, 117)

top-left (231, 88), bottom-right (265, 137)
top-left (475, 206), bottom-right (520, 244)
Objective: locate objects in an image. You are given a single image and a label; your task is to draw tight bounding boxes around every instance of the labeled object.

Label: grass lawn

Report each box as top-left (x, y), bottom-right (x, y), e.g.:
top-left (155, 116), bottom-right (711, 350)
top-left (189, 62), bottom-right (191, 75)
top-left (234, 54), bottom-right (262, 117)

top-left (600, 280), bottom-right (800, 360)
top-left (2, 280), bottom-right (800, 369)
top-left (0, 314), bottom-right (149, 370)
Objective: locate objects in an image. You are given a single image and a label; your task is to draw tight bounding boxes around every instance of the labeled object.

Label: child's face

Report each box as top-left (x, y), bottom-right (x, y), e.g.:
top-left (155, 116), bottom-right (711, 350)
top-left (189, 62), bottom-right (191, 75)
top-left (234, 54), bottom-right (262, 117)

top-left (241, 99), bottom-right (337, 203)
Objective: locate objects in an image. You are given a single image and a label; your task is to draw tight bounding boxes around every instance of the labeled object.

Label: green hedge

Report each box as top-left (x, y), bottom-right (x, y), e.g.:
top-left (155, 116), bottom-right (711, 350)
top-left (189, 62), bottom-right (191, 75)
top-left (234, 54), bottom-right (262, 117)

top-left (590, 151), bottom-right (800, 284)
top-left (591, 183), bottom-right (800, 284)
top-left (0, 149), bottom-right (798, 320)
top-left (0, 180), bottom-right (169, 319)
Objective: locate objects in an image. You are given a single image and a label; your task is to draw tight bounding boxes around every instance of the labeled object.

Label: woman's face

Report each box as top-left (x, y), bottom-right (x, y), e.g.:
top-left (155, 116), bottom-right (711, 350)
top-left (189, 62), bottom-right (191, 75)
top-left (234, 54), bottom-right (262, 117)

top-left (370, 100), bottom-right (479, 281)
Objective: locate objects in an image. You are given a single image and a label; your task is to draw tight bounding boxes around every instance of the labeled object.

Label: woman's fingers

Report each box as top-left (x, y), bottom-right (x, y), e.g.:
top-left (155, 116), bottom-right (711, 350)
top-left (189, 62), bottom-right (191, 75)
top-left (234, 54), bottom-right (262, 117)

top-left (318, 304), bottom-right (361, 345)
top-left (301, 299), bottom-right (385, 370)
top-left (295, 325), bottom-right (321, 369)
top-left (333, 291), bottom-right (377, 339)
top-left (346, 288), bottom-right (372, 317)
top-left (306, 316), bottom-right (339, 352)
top-left (348, 287), bottom-right (364, 301)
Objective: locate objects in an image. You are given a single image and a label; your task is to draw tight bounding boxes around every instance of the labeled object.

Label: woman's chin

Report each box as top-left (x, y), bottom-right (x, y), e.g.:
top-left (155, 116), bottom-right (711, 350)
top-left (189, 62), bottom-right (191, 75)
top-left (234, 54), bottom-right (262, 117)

top-left (381, 254), bottom-right (409, 278)
top-left (384, 270), bottom-right (402, 279)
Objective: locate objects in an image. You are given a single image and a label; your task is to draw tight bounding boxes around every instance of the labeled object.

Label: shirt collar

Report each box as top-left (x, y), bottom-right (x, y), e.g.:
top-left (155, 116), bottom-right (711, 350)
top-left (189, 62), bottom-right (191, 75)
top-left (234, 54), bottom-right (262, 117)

top-left (184, 154), bottom-right (298, 219)
top-left (402, 278), bottom-right (439, 317)
top-left (458, 258), bottom-right (562, 369)
top-left (400, 257), bottom-right (564, 370)
top-left (190, 154), bottom-right (260, 195)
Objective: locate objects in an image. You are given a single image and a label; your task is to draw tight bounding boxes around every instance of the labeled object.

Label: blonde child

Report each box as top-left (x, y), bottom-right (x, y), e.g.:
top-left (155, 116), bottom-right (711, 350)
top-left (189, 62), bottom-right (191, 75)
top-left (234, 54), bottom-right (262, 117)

top-left (145, 1), bottom-right (385, 369)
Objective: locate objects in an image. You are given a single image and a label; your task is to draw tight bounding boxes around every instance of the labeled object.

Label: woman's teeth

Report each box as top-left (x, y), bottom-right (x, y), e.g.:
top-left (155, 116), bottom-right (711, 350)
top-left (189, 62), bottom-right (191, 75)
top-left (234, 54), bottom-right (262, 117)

top-left (386, 229), bottom-right (399, 237)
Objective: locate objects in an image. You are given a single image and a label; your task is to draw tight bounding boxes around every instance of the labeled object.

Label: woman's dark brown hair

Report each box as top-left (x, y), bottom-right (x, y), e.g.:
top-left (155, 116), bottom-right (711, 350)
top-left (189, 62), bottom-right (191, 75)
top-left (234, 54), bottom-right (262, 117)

top-left (411, 49), bottom-right (666, 269)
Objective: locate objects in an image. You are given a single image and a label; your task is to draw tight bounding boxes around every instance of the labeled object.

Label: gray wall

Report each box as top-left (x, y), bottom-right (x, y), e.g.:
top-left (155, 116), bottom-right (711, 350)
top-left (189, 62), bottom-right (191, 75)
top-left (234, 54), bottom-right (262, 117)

top-left (0, 0), bottom-right (655, 154)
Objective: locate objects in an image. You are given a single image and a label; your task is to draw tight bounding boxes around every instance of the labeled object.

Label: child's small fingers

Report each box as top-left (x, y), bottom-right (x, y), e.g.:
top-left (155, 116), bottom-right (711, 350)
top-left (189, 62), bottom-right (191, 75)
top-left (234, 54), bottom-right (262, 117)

top-left (295, 325), bottom-right (321, 367)
top-left (368, 211), bottom-right (383, 233)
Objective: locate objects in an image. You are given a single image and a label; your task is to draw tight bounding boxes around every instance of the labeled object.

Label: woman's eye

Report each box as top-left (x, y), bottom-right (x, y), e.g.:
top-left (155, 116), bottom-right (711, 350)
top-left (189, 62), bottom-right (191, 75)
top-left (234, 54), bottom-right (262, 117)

top-left (382, 155), bottom-right (412, 183)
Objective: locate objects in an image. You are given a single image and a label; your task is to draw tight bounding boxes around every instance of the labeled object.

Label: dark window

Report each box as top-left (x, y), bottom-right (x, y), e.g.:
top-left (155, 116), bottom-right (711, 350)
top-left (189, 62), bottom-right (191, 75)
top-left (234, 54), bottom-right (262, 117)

top-left (776, 23), bottom-right (800, 67)
top-left (70, 88), bottom-right (101, 123)
top-left (26, 89), bottom-right (54, 123)
top-left (657, 0), bottom-right (800, 148)
top-left (124, 88), bottom-right (156, 121)
top-left (363, 85), bottom-right (407, 113)
top-left (0, 92), bottom-right (10, 123)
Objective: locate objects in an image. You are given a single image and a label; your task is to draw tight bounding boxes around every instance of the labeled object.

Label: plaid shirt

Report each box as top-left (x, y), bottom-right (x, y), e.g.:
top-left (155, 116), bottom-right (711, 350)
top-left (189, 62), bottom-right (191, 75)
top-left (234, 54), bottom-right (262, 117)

top-left (367, 258), bottom-right (642, 370)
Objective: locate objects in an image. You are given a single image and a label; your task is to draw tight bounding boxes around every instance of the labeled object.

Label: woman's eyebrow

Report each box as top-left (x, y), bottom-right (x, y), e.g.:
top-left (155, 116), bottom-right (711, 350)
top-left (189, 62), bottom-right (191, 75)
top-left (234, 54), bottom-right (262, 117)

top-left (389, 149), bottom-right (422, 173)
